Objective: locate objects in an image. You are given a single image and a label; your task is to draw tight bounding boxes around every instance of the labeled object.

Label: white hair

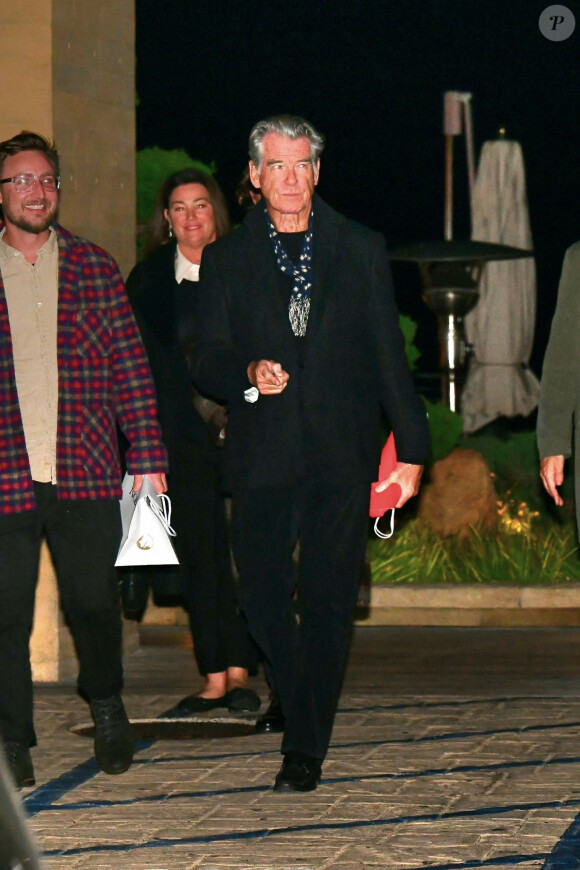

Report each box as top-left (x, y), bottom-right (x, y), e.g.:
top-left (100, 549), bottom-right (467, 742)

top-left (248, 115), bottom-right (325, 170)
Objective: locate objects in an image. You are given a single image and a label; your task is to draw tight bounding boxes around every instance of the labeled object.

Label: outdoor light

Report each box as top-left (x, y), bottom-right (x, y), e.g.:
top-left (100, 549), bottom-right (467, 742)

top-left (390, 92), bottom-right (533, 414)
top-left (389, 239), bottom-right (531, 413)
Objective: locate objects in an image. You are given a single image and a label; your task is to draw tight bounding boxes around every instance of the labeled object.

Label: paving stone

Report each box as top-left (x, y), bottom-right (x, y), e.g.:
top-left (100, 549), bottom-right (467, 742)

top-left (15, 626), bottom-right (580, 869)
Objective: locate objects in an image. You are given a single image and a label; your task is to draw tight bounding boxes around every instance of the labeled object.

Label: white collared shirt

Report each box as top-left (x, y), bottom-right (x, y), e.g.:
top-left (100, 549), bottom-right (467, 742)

top-left (174, 246), bottom-right (200, 284)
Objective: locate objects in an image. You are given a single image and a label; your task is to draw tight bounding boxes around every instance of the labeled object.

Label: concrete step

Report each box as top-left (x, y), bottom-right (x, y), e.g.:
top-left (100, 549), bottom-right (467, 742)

top-left (361, 584), bottom-right (580, 626)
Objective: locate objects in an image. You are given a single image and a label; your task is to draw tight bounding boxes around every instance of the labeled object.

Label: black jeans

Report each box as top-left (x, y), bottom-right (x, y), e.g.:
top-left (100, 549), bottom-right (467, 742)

top-left (0, 484), bottom-right (123, 746)
top-left (232, 479), bottom-right (369, 761)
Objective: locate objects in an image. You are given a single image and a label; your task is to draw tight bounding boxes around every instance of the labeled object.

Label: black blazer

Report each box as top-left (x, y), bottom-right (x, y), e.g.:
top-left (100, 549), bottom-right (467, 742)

top-left (192, 195), bottom-right (430, 490)
top-left (126, 243), bottom-right (215, 457)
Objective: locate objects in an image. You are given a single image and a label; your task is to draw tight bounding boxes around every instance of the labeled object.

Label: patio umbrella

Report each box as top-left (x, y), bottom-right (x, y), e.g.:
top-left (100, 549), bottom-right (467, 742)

top-left (461, 138), bottom-right (539, 432)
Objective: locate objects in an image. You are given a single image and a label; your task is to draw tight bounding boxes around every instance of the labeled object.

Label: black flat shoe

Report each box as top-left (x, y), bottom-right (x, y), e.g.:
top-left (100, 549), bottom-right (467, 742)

top-left (226, 688), bottom-right (261, 713)
top-left (255, 698), bottom-right (285, 733)
top-left (273, 751), bottom-right (322, 792)
top-left (160, 694), bottom-right (229, 718)
top-left (3, 741), bottom-right (35, 789)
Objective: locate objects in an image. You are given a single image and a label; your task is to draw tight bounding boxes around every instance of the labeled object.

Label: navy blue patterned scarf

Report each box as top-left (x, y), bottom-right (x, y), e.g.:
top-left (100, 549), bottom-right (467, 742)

top-left (265, 206), bottom-right (314, 337)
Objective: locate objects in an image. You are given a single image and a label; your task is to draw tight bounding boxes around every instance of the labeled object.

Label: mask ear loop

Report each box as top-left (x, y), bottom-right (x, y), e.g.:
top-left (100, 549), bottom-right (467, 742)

top-left (374, 508), bottom-right (395, 540)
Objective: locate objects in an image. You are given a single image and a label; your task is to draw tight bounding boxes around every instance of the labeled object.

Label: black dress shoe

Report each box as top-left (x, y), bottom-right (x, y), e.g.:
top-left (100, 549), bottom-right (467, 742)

top-left (254, 699), bottom-right (285, 733)
top-left (273, 751), bottom-right (322, 792)
top-left (160, 694), bottom-right (229, 718)
top-left (3, 741), bottom-right (35, 789)
top-left (226, 688), bottom-right (261, 713)
top-left (90, 694), bottom-right (134, 775)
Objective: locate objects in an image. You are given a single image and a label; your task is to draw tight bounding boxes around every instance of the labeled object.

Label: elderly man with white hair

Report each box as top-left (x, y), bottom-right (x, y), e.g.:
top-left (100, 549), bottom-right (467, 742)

top-left (191, 115), bottom-right (430, 792)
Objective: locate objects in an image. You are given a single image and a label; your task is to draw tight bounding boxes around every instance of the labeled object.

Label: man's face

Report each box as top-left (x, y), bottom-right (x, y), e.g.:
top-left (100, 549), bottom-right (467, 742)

top-left (0, 151), bottom-right (59, 235)
top-left (249, 133), bottom-right (319, 226)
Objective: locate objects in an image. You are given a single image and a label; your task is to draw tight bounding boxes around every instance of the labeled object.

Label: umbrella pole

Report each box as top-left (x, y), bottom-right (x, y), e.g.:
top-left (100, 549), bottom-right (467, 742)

top-left (441, 91), bottom-right (476, 410)
top-left (444, 133), bottom-right (454, 241)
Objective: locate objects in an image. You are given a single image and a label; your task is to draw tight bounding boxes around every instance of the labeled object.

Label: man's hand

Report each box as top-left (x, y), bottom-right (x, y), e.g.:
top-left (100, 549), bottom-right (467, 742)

top-left (375, 462), bottom-right (424, 508)
top-left (247, 360), bottom-right (290, 395)
top-left (540, 455), bottom-right (565, 506)
top-left (132, 473), bottom-right (168, 494)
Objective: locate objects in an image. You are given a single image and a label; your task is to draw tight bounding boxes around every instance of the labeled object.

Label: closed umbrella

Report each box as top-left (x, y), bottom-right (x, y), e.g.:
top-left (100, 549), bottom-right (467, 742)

top-left (461, 139), bottom-right (539, 433)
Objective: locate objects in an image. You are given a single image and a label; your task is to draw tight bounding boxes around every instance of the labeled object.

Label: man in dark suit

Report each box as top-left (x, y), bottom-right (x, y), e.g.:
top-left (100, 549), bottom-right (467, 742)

top-left (192, 115), bottom-right (430, 792)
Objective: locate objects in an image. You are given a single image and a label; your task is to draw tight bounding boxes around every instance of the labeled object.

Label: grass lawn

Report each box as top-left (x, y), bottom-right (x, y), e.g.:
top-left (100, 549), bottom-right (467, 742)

top-left (369, 427), bottom-right (580, 586)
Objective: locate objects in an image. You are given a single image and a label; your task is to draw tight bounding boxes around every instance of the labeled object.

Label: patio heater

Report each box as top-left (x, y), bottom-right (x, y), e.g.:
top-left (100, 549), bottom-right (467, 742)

top-left (389, 93), bottom-right (532, 413)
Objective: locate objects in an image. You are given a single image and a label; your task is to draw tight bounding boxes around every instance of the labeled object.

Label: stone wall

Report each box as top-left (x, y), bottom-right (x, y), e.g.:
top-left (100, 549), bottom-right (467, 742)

top-left (52, 0), bottom-right (136, 274)
top-left (0, 0), bottom-right (136, 275)
top-left (0, 0), bottom-right (54, 137)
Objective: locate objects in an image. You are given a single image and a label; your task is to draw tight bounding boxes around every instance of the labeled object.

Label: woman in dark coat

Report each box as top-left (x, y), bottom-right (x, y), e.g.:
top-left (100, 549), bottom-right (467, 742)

top-left (127, 168), bottom-right (259, 714)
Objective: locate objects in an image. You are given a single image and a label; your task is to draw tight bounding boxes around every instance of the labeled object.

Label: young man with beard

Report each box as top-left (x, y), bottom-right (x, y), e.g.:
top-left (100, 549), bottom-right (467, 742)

top-left (0, 131), bottom-right (167, 788)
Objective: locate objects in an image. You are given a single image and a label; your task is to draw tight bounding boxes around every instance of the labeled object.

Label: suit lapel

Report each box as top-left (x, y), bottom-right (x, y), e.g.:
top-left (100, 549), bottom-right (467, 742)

top-left (246, 208), bottom-right (293, 341)
top-left (304, 196), bottom-right (340, 347)
top-left (140, 245), bottom-right (178, 342)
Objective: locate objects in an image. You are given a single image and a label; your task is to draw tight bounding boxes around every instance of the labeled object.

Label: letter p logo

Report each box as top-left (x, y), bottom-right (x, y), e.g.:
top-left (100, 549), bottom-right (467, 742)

top-left (539, 5), bottom-right (576, 40)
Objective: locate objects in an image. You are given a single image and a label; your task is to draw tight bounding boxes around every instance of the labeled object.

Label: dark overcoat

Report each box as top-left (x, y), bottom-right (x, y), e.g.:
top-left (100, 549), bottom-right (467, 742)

top-left (126, 242), bottom-right (217, 458)
top-left (191, 195), bottom-right (430, 491)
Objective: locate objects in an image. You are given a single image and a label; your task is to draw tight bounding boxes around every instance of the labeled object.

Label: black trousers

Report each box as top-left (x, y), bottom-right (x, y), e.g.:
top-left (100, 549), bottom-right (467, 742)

top-left (232, 479), bottom-right (369, 761)
top-left (0, 484), bottom-right (123, 746)
top-left (167, 445), bottom-right (255, 676)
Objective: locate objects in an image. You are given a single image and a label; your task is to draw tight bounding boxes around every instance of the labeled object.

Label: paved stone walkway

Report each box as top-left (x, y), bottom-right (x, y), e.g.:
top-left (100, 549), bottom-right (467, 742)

top-left (16, 626), bottom-right (580, 869)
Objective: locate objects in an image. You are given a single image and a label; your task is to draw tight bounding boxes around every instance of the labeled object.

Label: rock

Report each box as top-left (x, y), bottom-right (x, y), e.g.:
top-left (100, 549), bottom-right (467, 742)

top-left (417, 448), bottom-right (497, 539)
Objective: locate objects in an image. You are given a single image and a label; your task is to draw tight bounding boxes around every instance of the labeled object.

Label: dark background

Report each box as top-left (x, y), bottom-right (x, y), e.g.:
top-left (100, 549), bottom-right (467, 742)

top-left (136, 0), bottom-right (579, 377)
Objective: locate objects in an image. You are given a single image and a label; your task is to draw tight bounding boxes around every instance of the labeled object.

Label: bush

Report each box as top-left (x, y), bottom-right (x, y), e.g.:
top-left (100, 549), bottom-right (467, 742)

top-left (461, 428), bottom-right (575, 520)
top-left (424, 398), bottom-right (463, 463)
top-left (398, 313), bottom-right (463, 463)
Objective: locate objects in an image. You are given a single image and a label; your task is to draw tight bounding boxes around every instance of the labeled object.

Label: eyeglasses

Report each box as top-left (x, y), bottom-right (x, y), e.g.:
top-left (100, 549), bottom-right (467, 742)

top-left (0, 173), bottom-right (60, 193)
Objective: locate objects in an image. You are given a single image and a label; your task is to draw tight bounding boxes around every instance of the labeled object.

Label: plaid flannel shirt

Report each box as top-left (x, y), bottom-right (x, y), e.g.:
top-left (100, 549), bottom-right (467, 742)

top-left (0, 224), bottom-right (167, 514)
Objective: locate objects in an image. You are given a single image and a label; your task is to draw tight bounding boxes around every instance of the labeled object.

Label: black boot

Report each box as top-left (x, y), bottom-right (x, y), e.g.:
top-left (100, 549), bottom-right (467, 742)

top-left (90, 695), bottom-right (134, 775)
top-left (3, 741), bottom-right (35, 789)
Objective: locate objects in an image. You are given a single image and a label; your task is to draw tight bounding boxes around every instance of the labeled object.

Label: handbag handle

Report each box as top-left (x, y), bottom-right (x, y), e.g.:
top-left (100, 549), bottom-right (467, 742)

top-left (145, 494), bottom-right (177, 537)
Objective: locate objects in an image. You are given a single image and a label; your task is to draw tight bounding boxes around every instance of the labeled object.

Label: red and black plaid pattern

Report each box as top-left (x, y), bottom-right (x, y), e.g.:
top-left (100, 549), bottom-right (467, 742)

top-left (0, 225), bottom-right (167, 514)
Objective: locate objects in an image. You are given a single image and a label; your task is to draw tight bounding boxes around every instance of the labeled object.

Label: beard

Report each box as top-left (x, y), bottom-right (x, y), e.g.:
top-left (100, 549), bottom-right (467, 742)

top-left (3, 199), bottom-right (57, 234)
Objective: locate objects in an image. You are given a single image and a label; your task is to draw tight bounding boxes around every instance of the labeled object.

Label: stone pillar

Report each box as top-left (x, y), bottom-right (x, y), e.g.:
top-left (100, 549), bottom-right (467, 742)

top-left (0, 0), bottom-right (136, 275)
top-left (0, 0), bottom-right (138, 682)
top-left (30, 545), bottom-right (66, 683)
top-left (52, 0), bottom-right (136, 275)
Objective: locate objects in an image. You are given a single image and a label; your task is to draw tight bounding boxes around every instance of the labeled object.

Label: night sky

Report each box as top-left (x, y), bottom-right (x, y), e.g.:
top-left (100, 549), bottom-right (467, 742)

top-left (136, 0), bottom-right (580, 375)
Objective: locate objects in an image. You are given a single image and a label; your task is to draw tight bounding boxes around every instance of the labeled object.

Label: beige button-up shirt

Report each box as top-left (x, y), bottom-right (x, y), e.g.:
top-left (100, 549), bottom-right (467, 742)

top-left (0, 227), bottom-right (59, 483)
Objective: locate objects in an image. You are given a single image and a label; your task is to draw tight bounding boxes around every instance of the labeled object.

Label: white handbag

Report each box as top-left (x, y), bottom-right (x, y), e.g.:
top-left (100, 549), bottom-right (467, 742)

top-left (115, 474), bottom-right (179, 567)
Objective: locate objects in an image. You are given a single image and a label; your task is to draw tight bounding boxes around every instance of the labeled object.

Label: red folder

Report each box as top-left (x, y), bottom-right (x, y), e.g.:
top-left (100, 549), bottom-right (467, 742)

top-left (369, 433), bottom-right (402, 518)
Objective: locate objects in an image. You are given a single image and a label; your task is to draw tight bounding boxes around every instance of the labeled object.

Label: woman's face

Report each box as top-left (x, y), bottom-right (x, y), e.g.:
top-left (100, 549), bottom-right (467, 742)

top-left (164, 183), bottom-right (216, 252)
